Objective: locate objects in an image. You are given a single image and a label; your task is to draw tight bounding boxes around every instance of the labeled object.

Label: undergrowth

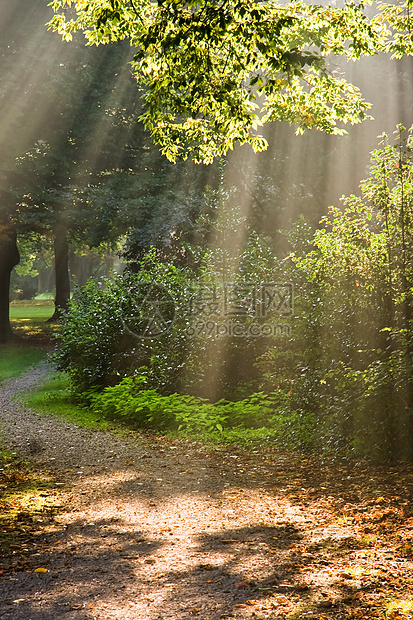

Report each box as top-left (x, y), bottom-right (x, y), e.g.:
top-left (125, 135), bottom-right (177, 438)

top-left (23, 372), bottom-right (316, 449)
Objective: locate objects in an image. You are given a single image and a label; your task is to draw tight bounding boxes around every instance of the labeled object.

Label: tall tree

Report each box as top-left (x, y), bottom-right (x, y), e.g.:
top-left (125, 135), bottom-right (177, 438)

top-left (1, 1), bottom-right (140, 327)
top-left (0, 0), bottom-right (216, 338)
top-left (0, 222), bottom-right (19, 343)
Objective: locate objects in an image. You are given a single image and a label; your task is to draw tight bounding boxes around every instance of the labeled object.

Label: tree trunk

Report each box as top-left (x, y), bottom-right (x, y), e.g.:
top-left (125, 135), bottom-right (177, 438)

top-left (105, 251), bottom-right (115, 275)
top-left (48, 224), bottom-right (71, 322)
top-left (0, 225), bottom-right (20, 343)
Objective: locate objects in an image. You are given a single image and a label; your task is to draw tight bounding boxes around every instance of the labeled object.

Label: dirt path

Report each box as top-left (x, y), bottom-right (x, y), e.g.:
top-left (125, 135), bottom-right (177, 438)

top-left (1, 365), bottom-right (413, 620)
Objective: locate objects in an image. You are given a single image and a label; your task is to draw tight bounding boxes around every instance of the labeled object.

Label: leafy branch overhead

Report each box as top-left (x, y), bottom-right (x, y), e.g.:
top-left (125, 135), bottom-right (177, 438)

top-left (48, 0), bottom-right (413, 163)
top-left (49, 0), bottom-right (413, 163)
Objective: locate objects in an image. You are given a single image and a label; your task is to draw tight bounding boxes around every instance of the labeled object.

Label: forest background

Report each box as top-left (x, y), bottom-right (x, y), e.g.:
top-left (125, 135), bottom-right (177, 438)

top-left (1, 0), bottom-right (413, 462)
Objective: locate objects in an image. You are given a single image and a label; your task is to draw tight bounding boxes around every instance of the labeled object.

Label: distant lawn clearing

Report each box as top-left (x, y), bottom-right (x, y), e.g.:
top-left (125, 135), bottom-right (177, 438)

top-left (10, 300), bottom-right (54, 321)
top-left (9, 300), bottom-right (57, 343)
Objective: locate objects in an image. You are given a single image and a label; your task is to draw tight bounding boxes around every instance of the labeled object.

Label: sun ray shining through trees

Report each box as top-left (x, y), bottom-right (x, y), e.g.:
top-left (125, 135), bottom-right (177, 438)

top-left (0, 0), bottom-right (220, 333)
top-left (1, 0), bottom-right (413, 462)
top-left (3, 4), bottom-right (413, 619)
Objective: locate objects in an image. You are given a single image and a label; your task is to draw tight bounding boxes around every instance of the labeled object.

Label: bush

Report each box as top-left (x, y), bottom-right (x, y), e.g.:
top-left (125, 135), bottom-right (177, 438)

top-left (56, 240), bottom-right (293, 400)
top-left (55, 252), bottom-right (193, 394)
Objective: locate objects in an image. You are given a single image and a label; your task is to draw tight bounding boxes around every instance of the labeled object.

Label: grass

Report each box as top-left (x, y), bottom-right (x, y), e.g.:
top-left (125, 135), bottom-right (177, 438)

top-left (0, 346), bottom-right (46, 383)
top-left (22, 372), bottom-right (120, 433)
top-left (10, 305), bottom-right (53, 321)
top-left (9, 299), bottom-right (57, 344)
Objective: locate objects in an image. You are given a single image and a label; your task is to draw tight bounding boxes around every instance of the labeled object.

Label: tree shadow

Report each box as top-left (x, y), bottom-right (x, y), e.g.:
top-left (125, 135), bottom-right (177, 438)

top-left (0, 516), bottom-right (387, 619)
top-left (0, 521), bottom-right (305, 619)
top-left (1, 439), bottom-right (413, 618)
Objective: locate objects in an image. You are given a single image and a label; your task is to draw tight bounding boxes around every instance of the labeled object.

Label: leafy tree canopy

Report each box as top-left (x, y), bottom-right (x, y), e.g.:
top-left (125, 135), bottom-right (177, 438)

top-left (48, 0), bottom-right (413, 163)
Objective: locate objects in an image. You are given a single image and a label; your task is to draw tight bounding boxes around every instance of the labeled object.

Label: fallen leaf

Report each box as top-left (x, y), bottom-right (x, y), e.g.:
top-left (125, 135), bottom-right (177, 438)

top-left (275, 595), bottom-right (289, 605)
top-left (235, 580), bottom-right (250, 589)
top-left (34, 567), bottom-right (48, 573)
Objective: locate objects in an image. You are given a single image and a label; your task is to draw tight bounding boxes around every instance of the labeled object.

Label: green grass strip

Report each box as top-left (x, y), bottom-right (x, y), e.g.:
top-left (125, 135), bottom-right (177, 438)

top-left (0, 346), bottom-right (46, 383)
top-left (23, 372), bottom-right (117, 432)
top-left (9, 303), bottom-right (54, 321)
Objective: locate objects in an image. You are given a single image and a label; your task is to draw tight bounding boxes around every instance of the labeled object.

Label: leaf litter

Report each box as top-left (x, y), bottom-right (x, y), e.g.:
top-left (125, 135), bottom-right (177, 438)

top-left (0, 368), bottom-right (413, 619)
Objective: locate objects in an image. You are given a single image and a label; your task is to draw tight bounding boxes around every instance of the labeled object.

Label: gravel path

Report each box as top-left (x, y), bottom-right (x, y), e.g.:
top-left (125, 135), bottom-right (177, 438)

top-left (1, 364), bottom-right (312, 620)
top-left (2, 364), bottom-right (403, 620)
top-left (0, 362), bottom-right (151, 475)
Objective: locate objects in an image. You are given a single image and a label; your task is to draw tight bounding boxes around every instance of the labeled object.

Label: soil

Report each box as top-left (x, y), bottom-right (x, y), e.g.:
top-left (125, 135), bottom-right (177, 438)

top-left (1, 363), bottom-right (413, 620)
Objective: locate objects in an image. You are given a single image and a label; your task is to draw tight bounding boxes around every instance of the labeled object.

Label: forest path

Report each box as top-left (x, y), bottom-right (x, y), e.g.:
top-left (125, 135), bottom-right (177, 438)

top-left (1, 364), bottom-right (413, 620)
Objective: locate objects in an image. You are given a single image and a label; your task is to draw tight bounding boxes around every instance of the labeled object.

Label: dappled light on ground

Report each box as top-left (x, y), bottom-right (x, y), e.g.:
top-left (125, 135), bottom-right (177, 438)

top-left (2, 435), bottom-right (413, 619)
top-left (1, 368), bottom-right (413, 619)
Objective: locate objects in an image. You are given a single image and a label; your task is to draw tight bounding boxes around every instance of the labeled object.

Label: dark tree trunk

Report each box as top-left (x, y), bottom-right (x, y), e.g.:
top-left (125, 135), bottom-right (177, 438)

top-left (48, 224), bottom-right (71, 322)
top-left (0, 225), bottom-right (20, 343)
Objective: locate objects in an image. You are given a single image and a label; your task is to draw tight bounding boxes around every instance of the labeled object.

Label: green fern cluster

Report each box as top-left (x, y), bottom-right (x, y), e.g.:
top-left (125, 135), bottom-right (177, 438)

top-left (87, 375), bottom-right (290, 437)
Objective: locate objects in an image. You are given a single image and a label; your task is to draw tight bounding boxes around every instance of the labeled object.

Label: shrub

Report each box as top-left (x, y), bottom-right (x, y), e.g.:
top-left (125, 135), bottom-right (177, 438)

top-left (55, 252), bottom-right (193, 394)
top-left (88, 376), bottom-right (226, 432)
